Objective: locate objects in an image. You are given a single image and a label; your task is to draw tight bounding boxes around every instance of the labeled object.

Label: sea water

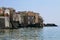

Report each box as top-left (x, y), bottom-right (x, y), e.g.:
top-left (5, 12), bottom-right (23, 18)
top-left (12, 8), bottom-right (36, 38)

top-left (0, 26), bottom-right (59, 40)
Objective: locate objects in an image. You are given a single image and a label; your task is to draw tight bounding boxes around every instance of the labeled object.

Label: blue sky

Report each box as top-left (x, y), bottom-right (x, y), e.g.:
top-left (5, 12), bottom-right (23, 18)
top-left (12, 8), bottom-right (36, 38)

top-left (0, 0), bottom-right (60, 25)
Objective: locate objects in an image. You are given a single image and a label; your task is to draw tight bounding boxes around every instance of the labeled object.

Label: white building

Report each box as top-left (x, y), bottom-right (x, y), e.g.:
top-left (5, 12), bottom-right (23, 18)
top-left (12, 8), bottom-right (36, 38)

top-left (4, 9), bottom-right (10, 27)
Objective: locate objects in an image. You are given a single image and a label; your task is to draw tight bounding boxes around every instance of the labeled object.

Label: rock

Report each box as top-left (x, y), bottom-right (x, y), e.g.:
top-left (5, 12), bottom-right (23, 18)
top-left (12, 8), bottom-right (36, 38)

top-left (44, 23), bottom-right (57, 27)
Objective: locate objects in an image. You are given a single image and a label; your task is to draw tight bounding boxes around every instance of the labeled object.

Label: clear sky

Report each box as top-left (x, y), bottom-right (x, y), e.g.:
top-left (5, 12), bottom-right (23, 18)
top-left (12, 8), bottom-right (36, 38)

top-left (0, 0), bottom-right (60, 25)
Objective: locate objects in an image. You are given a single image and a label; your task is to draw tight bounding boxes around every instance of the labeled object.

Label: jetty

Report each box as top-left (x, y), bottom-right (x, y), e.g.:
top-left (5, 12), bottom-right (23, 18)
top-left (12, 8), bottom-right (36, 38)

top-left (44, 23), bottom-right (57, 27)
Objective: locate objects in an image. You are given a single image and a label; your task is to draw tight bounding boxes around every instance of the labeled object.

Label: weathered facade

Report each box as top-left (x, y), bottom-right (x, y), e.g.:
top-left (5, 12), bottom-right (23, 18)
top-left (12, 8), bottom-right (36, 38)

top-left (26, 11), bottom-right (43, 27)
top-left (16, 11), bottom-right (44, 27)
top-left (0, 7), bottom-right (15, 28)
top-left (0, 7), bottom-right (44, 28)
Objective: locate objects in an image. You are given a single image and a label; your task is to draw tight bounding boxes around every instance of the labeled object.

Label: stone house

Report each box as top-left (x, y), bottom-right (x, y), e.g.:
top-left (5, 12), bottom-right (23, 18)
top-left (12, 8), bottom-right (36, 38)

top-left (0, 7), bottom-right (15, 28)
top-left (17, 11), bottom-right (44, 27)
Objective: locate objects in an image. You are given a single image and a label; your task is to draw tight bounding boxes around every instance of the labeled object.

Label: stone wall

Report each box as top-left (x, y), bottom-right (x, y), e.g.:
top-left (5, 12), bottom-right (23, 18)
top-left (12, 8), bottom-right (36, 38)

top-left (0, 17), bottom-right (12, 28)
top-left (0, 18), bottom-right (5, 28)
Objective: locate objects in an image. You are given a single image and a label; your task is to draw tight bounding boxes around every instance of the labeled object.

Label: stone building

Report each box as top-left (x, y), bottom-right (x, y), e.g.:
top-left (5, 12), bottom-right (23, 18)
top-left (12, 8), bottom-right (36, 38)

top-left (16, 11), bottom-right (27, 26)
top-left (0, 7), bottom-right (15, 28)
top-left (16, 11), bottom-right (44, 27)
top-left (0, 7), bottom-right (44, 28)
top-left (0, 8), bottom-right (4, 16)
top-left (26, 11), bottom-right (43, 27)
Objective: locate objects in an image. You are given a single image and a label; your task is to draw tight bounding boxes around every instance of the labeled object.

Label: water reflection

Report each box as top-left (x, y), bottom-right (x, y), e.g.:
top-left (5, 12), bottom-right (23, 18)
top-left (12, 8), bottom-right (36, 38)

top-left (0, 27), bottom-right (43, 40)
